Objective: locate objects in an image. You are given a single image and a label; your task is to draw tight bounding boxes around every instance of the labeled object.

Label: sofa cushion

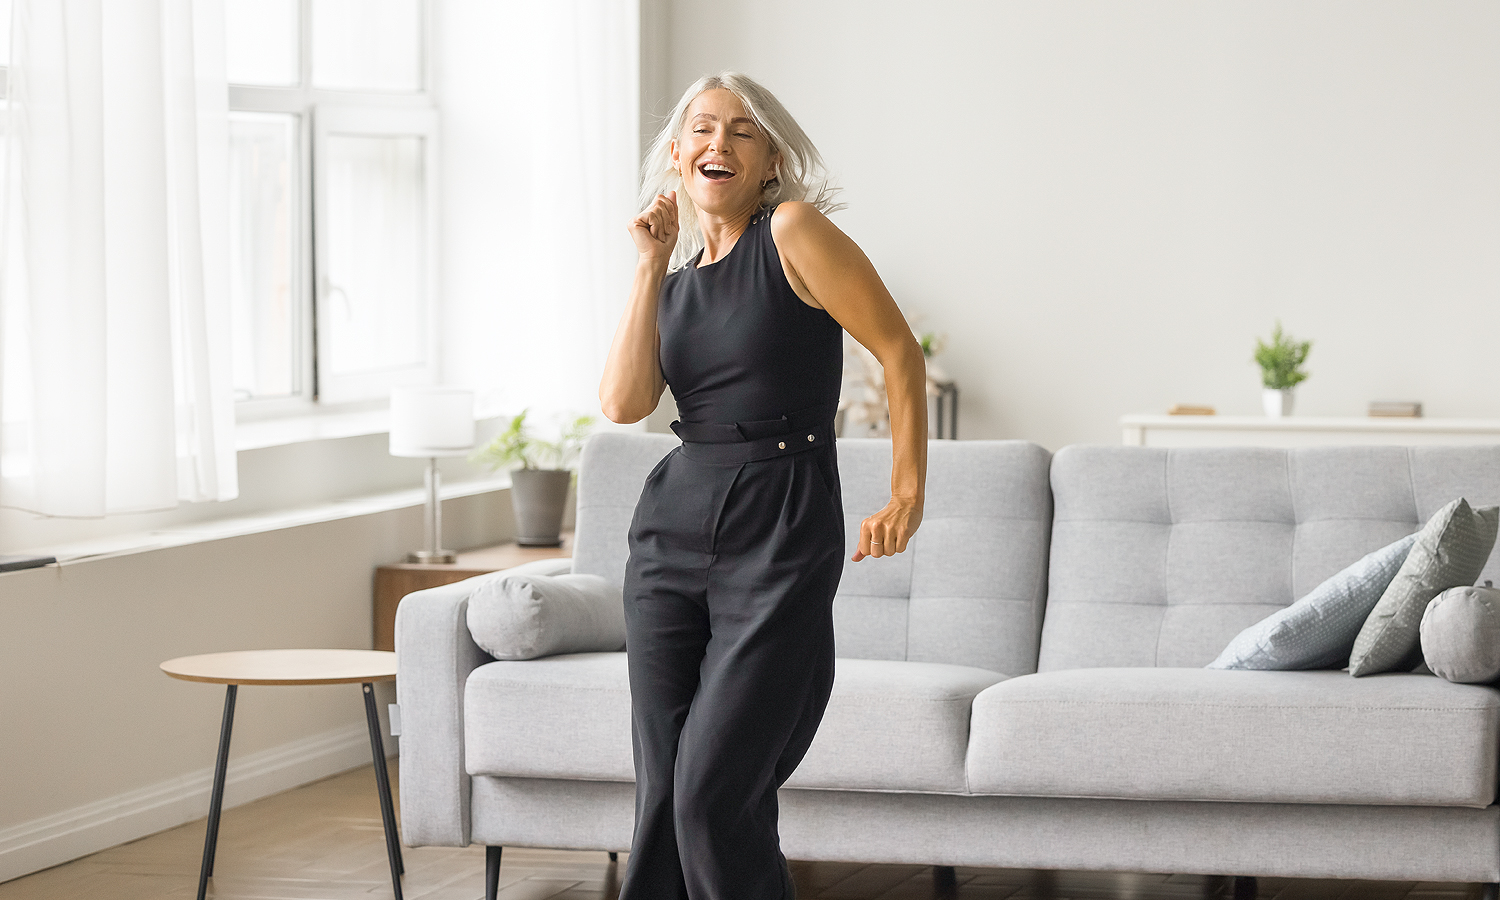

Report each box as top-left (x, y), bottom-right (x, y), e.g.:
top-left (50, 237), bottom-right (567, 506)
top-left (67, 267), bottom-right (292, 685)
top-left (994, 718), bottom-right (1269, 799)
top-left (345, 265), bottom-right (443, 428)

top-left (466, 572), bottom-right (625, 661)
top-left (966, 667), bottom-right (1500, 807)
top-left (1422, 585), bottom-right (1500, 684)
top-left (1042, 446), bottom-right (1500, 671)
top-left (1207, 532), bottom-right (1416, 671)
top-left (1349, 499), bottom-right (1500, 676)
top-left (464, 652), bottom-right (1005, 793)
top-left (786, 659), bottom-right (1008, 793)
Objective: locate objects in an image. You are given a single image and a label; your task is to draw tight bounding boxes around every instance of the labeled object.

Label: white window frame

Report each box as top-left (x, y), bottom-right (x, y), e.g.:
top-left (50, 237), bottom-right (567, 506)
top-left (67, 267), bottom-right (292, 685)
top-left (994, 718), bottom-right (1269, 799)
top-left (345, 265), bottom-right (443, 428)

top-left (230, 0), bottom-right (437, 421)
top-left (311, 104), bottom-right (440, 404)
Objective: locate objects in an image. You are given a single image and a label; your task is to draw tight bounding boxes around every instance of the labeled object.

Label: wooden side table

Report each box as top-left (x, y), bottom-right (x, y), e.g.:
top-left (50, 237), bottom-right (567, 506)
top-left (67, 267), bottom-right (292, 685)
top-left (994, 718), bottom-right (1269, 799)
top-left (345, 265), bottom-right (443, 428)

top-left (373, 531), bottom-right (574, 651)
top-left (160, 649), bottom-right (403, 900)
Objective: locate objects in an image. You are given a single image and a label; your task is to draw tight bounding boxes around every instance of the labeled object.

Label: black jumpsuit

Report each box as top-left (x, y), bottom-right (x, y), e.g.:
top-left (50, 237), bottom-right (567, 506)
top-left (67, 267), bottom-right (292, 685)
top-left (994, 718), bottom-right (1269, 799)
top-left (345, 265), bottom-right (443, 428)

top-left (619, 202), bottom-right (846, 900)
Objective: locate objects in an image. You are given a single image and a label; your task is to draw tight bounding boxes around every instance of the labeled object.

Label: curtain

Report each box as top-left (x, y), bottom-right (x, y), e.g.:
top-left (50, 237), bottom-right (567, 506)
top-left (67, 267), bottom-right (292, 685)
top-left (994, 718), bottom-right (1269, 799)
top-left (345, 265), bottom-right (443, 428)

top-left (1, 0), bottom-right (238, 517)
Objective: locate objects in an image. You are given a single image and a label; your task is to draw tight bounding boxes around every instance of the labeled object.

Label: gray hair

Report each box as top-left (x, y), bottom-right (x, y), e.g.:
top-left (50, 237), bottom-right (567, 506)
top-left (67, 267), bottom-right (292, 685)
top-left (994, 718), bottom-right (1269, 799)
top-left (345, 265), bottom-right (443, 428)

top-left (640, 72), bottom-right (845, 270)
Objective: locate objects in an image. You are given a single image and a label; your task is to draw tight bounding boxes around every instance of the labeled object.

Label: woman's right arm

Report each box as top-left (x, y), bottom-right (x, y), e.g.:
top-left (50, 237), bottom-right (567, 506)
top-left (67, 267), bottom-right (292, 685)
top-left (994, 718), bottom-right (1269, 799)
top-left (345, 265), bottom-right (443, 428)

top-left (600, 191), bottom-right (679, 424)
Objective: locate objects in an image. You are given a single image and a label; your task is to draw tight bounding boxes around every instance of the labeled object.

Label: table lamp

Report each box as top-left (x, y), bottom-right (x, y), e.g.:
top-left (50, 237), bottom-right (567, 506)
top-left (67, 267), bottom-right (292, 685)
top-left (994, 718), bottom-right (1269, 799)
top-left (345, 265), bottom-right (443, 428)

top-left (390, 387), bottom-right (476, 563)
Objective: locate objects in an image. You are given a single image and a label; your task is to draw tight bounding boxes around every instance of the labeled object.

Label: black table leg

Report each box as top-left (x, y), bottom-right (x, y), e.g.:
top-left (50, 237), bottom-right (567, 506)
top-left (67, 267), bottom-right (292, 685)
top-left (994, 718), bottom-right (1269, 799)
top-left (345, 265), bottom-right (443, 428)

top-left (363, 683), bottom-right (404, 899)
top-left (197, 684), bottom-right (237, 900)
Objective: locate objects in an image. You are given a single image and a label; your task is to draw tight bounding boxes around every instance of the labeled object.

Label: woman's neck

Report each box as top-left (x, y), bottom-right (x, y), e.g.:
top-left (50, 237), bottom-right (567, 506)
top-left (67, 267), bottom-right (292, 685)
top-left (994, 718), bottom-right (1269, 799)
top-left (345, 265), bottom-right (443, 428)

top-left (697, 202), bottom-right (761, 265)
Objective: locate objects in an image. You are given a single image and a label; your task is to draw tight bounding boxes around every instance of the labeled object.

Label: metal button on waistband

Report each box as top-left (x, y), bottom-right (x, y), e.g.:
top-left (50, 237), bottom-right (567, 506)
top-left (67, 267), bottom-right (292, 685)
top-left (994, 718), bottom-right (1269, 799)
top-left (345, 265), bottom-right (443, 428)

top-left (778, 441), bottom-right (786, 449)
top-left (807, 434), bottom-right (815, 441)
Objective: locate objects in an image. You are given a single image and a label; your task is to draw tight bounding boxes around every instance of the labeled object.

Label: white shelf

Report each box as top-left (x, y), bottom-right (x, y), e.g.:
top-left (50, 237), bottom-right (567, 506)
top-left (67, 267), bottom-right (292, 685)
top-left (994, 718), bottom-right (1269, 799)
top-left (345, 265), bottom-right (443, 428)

top-left (1120, 415), bottom-right (1500, 448)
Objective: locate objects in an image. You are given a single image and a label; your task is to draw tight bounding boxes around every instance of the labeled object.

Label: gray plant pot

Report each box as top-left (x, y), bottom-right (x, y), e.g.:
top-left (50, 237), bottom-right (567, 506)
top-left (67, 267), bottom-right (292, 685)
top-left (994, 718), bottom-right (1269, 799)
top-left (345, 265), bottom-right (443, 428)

top-left (510, 467), bottom-right (572, 547)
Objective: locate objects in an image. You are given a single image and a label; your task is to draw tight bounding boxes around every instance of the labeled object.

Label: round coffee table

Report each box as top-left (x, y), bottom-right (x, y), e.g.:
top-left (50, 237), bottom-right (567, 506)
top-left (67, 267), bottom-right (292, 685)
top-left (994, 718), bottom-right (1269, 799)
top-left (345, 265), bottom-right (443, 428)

top-left (160, 649), bottom-right (403, 900)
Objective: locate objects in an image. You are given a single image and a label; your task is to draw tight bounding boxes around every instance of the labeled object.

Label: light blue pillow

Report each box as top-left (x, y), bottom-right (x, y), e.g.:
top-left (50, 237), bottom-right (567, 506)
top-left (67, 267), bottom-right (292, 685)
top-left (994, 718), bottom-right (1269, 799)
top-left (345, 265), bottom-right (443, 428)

top-left (1208, 532), bottom-right (1417, 670)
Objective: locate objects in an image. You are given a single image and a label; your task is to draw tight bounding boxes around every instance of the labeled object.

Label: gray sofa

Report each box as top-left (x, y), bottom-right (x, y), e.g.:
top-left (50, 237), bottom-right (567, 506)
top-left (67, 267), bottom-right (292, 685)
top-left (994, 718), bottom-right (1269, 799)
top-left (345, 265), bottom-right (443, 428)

top-left (396, 435), bottom-right (1500, 894)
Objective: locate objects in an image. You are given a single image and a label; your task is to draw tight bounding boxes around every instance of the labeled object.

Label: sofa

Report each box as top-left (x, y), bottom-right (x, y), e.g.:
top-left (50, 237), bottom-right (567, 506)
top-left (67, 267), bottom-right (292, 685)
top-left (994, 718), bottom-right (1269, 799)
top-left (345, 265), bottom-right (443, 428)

top-left (396, 435), bottom-right (1500, 897)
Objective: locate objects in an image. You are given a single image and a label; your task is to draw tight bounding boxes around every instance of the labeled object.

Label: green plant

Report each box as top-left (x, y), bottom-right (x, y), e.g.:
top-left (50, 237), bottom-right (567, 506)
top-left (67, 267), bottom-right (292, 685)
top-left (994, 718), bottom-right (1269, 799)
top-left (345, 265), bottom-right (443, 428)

top-left (469, 408), bottom-right (596, 471)
top-left (1253, 320), bottom-right (1312, 390)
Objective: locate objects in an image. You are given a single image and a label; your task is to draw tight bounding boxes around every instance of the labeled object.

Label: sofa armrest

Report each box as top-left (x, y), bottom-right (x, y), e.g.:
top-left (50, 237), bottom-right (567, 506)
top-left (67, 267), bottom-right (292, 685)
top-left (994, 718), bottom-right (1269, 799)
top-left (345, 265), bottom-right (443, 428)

top-left (395, 557), bottom-right (573, 847)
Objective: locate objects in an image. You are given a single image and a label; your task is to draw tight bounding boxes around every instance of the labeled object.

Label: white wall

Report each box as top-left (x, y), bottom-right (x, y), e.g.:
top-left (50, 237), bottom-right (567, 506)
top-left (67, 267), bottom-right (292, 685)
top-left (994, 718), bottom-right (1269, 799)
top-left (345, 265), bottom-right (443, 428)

top-left (663, 0), bottom-right (1500, 449)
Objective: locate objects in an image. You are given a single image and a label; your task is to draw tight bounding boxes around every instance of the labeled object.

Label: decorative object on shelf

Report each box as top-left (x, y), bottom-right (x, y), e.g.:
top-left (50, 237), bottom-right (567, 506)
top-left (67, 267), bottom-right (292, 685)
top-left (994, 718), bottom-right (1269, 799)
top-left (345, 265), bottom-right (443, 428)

top-left (1370, 400), bottom-right (1423, 418)
top-left (470, 409), bottom-right (595, 547)
top-left (1253, 320), bottom-right (1312, 418)
top-left (390, 386), bottom-right (476, 564)
top-left (837, 313), bottom-right (959, 439)
top-left (1168, 404), bottom-right (1216, 416)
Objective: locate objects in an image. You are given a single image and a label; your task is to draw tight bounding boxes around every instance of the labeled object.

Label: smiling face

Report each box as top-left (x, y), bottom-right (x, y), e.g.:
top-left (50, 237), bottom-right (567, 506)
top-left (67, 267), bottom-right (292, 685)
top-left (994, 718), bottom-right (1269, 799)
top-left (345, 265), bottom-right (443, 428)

top-left (671, 88), bottom-right (780, 219)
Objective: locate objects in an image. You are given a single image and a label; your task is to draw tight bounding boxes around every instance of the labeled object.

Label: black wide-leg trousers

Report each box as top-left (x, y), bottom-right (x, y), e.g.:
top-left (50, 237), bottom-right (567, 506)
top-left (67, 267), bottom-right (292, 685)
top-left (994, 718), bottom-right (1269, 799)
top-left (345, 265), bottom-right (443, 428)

top-left (619, 414), bottom-right (845, 900)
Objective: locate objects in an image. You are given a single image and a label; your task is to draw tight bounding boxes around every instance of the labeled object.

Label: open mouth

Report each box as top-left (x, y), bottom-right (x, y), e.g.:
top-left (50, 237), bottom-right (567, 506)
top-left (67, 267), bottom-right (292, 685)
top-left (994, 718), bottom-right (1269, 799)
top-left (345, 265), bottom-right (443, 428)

top-left (698, 162), bottom-right (736, 182)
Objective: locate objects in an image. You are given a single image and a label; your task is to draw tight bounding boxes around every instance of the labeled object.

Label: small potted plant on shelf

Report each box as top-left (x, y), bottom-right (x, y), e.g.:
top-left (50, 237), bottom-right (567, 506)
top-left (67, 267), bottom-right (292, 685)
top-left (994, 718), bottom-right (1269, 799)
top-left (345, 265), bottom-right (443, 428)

top-left (470, 409), bottom-right (595, 546)
top-left (1253, 320), bottom-right (1312, 418)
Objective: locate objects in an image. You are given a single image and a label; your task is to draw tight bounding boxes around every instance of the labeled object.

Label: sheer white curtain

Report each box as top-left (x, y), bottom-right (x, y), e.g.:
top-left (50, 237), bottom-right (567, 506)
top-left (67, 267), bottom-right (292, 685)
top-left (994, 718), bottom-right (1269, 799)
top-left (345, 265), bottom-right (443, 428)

top-left (1, 0), bottom-right (238, 517)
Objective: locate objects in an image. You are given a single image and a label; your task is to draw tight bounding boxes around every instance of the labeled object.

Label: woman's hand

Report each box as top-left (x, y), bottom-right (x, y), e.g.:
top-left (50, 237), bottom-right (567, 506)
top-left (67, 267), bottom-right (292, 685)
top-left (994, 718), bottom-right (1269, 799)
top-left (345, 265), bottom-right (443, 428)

top-left (853, 496), bottom-right (923, 561)
top-left (629, 190), bottom-right (679, 267)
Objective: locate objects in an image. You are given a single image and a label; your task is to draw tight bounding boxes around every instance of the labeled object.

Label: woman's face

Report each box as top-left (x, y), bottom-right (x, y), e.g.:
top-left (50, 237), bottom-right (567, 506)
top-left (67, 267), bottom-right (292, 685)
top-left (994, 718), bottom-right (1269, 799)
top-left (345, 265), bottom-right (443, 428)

top-left (671, 88), bottom-right (779, 219)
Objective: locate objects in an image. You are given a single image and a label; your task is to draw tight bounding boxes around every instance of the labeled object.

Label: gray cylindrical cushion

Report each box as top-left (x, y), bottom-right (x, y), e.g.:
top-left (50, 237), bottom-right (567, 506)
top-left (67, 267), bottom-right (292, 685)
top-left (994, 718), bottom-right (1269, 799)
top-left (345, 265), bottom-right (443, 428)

top-left (466, 572), bottom-right (625, 660)
top-left (1420, 585), bottom-right (1500, 684)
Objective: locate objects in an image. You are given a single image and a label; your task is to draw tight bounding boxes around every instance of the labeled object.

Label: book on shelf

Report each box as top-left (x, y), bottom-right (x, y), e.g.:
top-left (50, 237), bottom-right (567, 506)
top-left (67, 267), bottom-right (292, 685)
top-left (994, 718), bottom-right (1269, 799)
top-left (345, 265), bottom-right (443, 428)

top-left (1168, 404), bottom-right (1216, 416)
top-left (1368, 401), bottom-right (1422, 418)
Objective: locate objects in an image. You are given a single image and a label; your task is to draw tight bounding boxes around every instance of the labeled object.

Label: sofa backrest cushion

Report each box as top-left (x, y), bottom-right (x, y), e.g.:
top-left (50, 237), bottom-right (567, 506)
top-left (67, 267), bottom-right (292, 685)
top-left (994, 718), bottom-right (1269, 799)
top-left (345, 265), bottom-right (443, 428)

top-left (1040, 445), bottom-right (1500, 671)
top-left (574, 432), bottom-right (1054, 676)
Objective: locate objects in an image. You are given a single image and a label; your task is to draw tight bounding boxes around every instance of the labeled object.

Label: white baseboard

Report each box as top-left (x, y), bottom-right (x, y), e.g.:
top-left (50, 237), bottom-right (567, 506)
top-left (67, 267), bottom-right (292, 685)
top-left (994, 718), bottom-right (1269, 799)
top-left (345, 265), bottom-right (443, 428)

top-left (0, 724), bottom-right (377, 884)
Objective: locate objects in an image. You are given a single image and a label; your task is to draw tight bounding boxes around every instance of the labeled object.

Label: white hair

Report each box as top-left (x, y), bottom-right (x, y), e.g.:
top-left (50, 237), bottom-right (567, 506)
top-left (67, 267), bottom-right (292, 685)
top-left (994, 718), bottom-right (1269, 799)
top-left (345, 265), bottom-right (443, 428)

top-left (640, 72), bottom-right (845, 270)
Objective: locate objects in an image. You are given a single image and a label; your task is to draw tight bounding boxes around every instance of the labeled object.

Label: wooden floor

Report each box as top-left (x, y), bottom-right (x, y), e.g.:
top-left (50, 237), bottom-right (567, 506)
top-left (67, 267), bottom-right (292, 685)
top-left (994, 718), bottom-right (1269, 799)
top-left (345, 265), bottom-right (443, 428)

top-left (0, 761), bottom-right (1487, 900)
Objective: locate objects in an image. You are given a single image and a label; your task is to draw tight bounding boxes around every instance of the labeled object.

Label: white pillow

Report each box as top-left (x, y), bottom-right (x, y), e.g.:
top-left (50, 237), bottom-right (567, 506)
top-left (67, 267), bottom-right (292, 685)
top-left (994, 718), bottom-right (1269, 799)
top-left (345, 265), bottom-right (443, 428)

top-left (466, 572), bottom-right (625, 660)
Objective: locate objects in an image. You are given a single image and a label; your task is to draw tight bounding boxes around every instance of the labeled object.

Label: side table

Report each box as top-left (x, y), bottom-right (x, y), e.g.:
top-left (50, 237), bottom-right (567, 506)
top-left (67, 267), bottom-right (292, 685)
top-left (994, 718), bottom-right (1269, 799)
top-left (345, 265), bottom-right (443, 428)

top-left (160, 649), bottom-right (403, 900)
top-left (373, 531), bottom-right (574, 651)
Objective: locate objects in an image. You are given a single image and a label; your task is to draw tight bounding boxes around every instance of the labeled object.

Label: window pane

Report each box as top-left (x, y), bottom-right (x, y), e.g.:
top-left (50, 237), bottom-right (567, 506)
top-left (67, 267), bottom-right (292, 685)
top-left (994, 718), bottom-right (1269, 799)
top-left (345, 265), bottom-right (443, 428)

top-left (312, 0), bottom-right (422, 92)
top-left (323, 134), bottom-right (425, 377)
top-left (225, 0), bottom-right (299, 87)
top-left (229, 112), bottom-right (300, 400)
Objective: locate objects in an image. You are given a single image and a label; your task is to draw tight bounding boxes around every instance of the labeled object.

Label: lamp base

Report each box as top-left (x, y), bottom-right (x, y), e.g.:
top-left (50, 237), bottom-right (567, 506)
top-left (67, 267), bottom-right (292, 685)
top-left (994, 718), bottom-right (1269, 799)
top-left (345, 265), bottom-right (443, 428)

top-left (408, 549), bottom-right (457, 564)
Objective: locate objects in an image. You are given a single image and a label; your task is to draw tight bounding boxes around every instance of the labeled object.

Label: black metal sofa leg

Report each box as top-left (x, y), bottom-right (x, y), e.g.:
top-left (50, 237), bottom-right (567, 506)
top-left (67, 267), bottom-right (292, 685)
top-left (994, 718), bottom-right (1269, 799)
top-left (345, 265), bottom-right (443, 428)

top-left (933, 865), bottom-right (957, 893)
top-left (1231, 875), bottom-right (1258, 899)
top-left (1480, 883), bottom-right (1499, 900)
top-left (485, 845), bottom-right (503, 900)
top-left (608, 851), bottom-right (618, 861)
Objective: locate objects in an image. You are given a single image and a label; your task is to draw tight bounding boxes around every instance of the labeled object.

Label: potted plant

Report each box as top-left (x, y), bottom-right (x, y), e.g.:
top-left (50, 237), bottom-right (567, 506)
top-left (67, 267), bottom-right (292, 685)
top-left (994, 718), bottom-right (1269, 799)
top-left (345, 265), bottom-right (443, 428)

top-left (1253, 321), bottom-right (1312, 418)
top-left (470, 409), bottom-right (595, 546)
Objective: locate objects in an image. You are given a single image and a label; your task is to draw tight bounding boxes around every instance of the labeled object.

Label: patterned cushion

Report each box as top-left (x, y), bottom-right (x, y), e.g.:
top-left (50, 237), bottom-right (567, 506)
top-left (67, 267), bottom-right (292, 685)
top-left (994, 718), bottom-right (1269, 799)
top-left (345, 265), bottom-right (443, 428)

top-left (1350, 499), bottom-right (1500, 677)
top-left (1208, 533), bottom-right (1416, 670)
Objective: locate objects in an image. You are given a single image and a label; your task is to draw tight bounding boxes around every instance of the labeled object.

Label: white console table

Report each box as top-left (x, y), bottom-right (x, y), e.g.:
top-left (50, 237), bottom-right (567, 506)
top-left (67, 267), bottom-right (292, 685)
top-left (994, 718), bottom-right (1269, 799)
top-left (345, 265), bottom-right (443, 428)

top-left (1121, 415), bottom-right (1500, 448)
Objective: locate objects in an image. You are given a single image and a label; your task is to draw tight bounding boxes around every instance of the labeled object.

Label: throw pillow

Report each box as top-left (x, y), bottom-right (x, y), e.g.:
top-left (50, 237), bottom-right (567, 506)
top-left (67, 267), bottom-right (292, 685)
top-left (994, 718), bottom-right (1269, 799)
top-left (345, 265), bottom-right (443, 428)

top-left (1421, 584), bottom-right (1500, 684)
top-left (467, 572), bottom-right (626, 661)
top-left (1207, 533), bottom-right (1416, 670)
top-left (1348, 499), bottom-right (1500, 677)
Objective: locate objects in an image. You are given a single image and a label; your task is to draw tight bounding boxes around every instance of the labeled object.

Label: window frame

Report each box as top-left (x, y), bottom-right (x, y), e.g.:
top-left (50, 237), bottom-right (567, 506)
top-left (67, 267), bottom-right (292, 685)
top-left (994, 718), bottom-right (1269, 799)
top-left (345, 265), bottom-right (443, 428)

top-left (229, 0), bottom-right (437, 421)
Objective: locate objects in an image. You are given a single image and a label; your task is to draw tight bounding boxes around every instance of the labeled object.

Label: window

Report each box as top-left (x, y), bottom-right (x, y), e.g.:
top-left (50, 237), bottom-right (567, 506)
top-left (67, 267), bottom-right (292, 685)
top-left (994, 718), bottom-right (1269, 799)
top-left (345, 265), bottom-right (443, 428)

top-left (227, 0), bottom-right (436, 412)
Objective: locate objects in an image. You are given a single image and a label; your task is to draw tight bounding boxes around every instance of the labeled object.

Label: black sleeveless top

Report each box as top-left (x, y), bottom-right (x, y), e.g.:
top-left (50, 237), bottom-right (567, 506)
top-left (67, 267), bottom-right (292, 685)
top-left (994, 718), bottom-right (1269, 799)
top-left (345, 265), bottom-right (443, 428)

top-left (657, 204), bottom-right (844, 427)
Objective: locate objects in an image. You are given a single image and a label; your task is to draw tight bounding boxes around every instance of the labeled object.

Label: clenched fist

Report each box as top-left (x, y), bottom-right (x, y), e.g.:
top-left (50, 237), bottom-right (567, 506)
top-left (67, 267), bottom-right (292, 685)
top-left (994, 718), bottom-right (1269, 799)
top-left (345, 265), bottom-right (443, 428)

top-left (630, 190), bottom-right (679, 267)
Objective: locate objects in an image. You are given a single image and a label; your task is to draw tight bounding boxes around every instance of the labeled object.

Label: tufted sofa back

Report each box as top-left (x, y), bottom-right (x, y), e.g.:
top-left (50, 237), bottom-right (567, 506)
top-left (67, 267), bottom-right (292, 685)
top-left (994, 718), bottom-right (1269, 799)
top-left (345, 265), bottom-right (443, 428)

top-left (573, 432), bottom-right (1054, 676)
top-left (1040, 445), bottom-right (1500, 671)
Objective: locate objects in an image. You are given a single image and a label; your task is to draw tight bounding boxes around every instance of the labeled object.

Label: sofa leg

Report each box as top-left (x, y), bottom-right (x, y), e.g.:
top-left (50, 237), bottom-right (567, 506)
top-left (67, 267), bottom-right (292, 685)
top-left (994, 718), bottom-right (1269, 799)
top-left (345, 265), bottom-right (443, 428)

top-left (1480, 883), bottom-right (1499, 900)
top-left (609, 851), bottom-right (618, 862)
top-left (1230, 875), bottom-right (1258, 899)
top-left (485, 845), bottom-right (502, 900)
top-left (933, 865), bottom-right (957, 894)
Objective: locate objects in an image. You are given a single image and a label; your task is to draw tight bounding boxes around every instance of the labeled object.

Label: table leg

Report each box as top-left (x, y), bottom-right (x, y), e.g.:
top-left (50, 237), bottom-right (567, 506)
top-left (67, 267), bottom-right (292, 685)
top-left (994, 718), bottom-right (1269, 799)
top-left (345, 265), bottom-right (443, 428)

top-left (363, 683), bottom-right (405, 898)
top-left (197, 684), bottom-right (237, 900)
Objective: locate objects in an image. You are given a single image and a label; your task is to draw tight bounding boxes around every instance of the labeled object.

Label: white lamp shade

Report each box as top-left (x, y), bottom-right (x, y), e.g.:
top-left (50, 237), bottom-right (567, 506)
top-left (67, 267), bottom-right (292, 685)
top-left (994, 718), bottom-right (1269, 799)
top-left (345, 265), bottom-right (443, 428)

top-left (390, 387), bottom-right (476, 457)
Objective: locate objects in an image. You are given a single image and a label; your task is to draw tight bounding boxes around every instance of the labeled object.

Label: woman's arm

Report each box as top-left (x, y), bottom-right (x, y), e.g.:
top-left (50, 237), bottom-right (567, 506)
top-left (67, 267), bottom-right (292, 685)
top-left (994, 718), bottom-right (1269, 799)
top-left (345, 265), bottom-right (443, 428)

top-left (771, 201), bottom-right (928, 562)
top-left (601, 192), bottom-right (679, 424)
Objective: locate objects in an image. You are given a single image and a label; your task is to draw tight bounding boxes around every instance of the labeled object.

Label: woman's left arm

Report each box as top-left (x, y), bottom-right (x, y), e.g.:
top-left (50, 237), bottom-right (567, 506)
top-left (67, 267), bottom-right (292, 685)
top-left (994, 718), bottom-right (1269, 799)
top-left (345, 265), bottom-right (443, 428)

top-left (772, 201), bottom-right (927, 562)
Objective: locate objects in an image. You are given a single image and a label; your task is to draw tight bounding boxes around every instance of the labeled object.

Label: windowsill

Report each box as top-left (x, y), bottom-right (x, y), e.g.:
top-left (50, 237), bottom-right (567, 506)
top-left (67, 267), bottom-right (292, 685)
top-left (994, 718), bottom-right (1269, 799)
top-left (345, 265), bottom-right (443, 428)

top-left (236, 407), bottom-right (394, 451)
top-left (7, 473), bottom-right (513, 569)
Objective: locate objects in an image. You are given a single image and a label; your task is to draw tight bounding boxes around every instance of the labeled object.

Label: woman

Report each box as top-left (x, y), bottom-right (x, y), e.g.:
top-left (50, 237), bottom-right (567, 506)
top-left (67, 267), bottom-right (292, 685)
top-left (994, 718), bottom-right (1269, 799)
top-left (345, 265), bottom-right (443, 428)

top-left (599, 72), bottom-right (928, 899)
